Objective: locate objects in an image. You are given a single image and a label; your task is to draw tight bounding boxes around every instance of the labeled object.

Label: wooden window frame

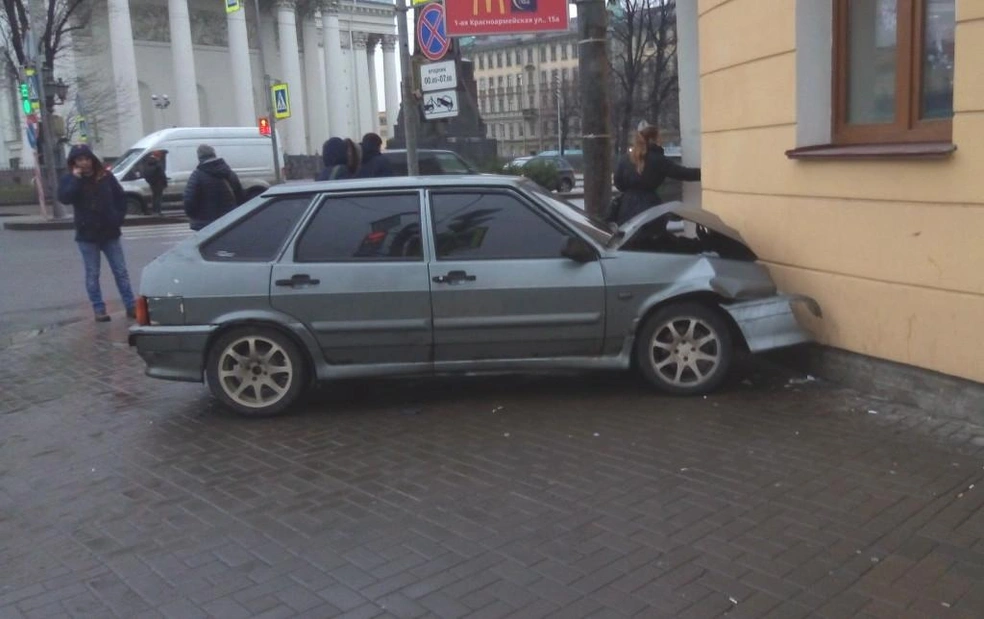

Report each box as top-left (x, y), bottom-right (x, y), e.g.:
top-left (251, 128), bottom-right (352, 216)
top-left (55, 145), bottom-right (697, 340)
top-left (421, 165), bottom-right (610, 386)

top-left (832, 0), bottom-right (953, 145)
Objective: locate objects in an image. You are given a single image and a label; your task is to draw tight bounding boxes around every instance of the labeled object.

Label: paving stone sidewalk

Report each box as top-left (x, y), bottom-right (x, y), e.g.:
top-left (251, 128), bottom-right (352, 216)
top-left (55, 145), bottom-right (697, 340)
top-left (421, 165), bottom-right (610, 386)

top-left (0, 318), bottom-right (982, 618)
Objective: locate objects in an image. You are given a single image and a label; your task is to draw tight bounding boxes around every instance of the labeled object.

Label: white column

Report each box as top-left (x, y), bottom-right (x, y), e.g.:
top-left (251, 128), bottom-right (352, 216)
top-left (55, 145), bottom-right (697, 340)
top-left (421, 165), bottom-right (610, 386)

top-left (366, 36), bottom-right (380, 133)
top-left (227, 2), bottom-right (255, 125)
top-left (276, 0), bottom-right (307, 154)
top-left (340, 33), bottom-right (356, 137)
top-left (381, 35), bottom-right (400, 135)
top-left (167, 0), bottom-right (200, 126)
top-left (302, 9), bottom-right (328, 152)
top-left (321, 1), bottom-right (349, 138)
top-left (352, 32), bottom-right (373, 137)
top-left (107, 0), bottom-right (144, 149)
top-left (675, 0), bottom-right (702, 209)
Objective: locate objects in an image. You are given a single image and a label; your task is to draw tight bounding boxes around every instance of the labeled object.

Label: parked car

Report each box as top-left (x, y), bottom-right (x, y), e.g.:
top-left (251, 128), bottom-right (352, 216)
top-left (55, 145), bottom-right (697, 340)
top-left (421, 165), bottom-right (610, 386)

top-left (506, 155), bottom-right (577, 192)
top-left (129, 176), bottom-right (821, 417)
top-left (112, 127), bottom-right (285, 214)
top-left (380, 149), bottom-right (478, 176)
top-left (538, 149), bottom-right (583, 173)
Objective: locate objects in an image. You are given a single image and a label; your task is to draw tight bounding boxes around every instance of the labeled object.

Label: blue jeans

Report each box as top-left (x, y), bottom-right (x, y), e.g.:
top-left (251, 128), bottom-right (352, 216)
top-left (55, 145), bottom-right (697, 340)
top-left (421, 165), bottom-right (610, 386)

top-left (77, 239), bottom-right (136, 314)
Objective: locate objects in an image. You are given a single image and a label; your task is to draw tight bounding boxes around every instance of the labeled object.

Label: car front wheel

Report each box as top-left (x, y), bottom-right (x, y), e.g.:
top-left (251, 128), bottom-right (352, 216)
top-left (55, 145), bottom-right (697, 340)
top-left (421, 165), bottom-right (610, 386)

top-left (205, 327), bottom-right (307, 417)
top-left (558, 178), bottom-right (574, 193)
top-left (635, 302), bottom-right (734, 395)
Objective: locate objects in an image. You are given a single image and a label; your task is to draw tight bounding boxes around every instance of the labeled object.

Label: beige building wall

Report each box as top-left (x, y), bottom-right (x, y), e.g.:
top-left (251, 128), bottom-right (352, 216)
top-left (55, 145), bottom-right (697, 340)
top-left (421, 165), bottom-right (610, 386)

top-left (695, 0), bottom-right (984, 382)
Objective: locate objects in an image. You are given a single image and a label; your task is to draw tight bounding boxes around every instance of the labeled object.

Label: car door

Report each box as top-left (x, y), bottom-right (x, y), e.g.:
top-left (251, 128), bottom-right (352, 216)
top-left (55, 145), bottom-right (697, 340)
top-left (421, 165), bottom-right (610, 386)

top-left (161, 144), bottom-right (197, 205)
top-left (269, 191), bottom-right (433, 366)
top-left (426, 188), bottom-right (606, 362)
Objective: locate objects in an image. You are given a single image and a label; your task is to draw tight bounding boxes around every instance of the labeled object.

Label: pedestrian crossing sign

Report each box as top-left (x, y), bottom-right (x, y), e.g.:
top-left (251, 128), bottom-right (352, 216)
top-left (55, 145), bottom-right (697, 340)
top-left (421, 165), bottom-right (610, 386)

top-left (226, 0), bottom-right (242, 13)
top-left (272, 83), bottom-right (291, 120)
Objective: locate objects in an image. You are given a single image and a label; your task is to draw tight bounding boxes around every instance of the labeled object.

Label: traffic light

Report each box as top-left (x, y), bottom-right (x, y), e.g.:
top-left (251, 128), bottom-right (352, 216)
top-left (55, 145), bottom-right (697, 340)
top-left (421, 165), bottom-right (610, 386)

top-left (19, 83), bottom-right (31, 115)
top-left (258, 116), bottom-right (271, 136)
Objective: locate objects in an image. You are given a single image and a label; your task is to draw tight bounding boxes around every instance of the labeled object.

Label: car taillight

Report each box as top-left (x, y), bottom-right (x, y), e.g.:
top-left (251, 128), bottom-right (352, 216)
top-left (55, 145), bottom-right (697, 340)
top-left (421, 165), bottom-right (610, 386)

top-left (136, 296), bottom-right (150, 326)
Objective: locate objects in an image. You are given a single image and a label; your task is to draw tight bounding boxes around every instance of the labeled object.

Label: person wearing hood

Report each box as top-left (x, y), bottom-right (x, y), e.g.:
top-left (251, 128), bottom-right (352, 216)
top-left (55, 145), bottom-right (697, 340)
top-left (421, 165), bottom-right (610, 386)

top-left (317, 137), bottom-right (360, 181)
top-left (57, 144), bottom-right (136, 322)
top-left (183, 144), bottom-right (246, 231)
top-left (141, 150), bottom-right (168, 215)
top-left (356, 132), bottom-right (394, 178)
top-left (611, 121), bottom-right (701, 225)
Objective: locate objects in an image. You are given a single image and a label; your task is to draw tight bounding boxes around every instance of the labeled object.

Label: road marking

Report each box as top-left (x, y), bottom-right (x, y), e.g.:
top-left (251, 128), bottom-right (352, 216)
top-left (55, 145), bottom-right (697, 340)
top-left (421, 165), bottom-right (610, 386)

top-left (122, 223), bottom-right (194, 241)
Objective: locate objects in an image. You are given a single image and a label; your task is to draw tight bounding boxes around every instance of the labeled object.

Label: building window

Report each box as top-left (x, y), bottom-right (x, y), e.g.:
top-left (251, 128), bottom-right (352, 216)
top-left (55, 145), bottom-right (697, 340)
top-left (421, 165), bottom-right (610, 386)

top-left (833, 0), bottom-right (954, 144)
top-left (527, 49), bottom-right (534, 64)
top-left (550, 45), bottom-right (557, 61)
top-left (561, 44), bottom-right (568, 60)
top-left (478, 55), bottom-right (485, 70)
top-left (540, 46), bottom-right (547, 62)
top-left (573, 43), bottom-right (578, 59)
top-left (516, 50), bottom-right (522, 66)
top-left (506, 51), bottom-right (512, 67)
top-left (497, 52), bottom-right (503, 68)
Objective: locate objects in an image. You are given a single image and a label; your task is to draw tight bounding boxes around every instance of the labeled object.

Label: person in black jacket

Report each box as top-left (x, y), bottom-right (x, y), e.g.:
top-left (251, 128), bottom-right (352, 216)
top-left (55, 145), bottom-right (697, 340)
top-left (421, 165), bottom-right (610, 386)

top-left (316, 137), bottom-right (360, 181)
top-left (57, 144), bottom-right (136, 322)
top-left (141, 150), bottom-right (168, 215)
top-left (356, 133), bottom-right (394, 178)
top-left (611, 122), bottom-right (701, 225)
top-left (183, 144), bottom-right (246, 231)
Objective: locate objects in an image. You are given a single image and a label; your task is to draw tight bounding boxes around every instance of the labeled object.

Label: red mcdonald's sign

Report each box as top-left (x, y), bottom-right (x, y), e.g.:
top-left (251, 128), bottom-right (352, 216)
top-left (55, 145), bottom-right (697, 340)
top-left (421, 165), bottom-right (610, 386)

top-left (444, 0), bottom-right (569, 37)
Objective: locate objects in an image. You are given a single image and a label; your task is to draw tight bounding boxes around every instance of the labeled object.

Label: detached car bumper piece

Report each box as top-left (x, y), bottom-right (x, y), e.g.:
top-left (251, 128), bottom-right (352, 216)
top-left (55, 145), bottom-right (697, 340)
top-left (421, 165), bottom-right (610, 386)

top-left (722, 294), bottom-right (822, 353)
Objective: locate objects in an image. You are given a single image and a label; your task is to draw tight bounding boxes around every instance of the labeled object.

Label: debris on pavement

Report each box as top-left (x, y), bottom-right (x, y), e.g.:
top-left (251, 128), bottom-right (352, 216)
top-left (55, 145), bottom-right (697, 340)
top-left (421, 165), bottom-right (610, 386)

top-left (788, 375), bottom-right (817, 385)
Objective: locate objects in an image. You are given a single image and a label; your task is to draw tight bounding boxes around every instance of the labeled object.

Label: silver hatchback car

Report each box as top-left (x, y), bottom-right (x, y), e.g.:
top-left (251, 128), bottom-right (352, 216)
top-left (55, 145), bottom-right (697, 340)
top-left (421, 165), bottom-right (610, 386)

top-left (129, 176), bottom-right (821, 416)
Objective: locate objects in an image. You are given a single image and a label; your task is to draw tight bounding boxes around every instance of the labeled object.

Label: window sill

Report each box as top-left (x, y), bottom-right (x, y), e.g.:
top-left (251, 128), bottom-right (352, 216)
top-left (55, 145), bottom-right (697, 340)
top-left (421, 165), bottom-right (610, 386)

top-left (785, 142), bottom-right (957, 160)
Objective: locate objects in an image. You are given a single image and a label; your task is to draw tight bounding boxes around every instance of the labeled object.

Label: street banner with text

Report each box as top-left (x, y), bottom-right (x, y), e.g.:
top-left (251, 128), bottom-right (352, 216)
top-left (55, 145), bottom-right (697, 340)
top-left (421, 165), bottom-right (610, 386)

top-left (444, 0), bottom-right (569, 37)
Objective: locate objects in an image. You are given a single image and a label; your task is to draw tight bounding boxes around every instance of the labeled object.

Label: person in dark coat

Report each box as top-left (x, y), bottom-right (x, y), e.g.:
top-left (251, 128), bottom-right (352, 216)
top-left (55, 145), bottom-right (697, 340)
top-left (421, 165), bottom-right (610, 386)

top-left (57, 144), bottom-right (136, 322)
top-left (141, 150), bottom-right (168, 215)
top-left (611, 122), bottom-right (701, 225)
top-left (356, 133), bottom-right (394, 178)
top-left (183, 144), bottom-right (246, 231)
top-left (316, 137), bottom-right (360, 181)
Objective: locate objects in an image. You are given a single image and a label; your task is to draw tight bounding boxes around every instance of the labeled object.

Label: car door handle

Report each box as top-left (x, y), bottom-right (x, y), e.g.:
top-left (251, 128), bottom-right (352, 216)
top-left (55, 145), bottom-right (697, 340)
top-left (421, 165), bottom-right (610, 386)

top-left (275, 274), bottom-right (320, 287)
top-left (432, 270), bottom-right (476, 284)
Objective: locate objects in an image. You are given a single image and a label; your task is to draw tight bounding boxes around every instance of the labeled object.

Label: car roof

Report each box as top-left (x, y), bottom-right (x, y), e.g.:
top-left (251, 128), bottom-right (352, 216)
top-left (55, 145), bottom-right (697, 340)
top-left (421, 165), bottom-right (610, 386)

top-left (264, 175), bottom-right (524, 196)
top-left (382, 149), bottom-right (460, 156)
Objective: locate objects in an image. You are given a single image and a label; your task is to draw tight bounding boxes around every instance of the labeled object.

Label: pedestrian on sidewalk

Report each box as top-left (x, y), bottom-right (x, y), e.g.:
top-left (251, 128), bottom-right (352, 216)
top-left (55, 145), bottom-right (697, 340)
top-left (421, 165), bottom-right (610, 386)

top-left (356, 133), bottom-right (394, 178)
top-left (183, 144), bottom-right (246, 231)
top-left (141, 150), bottom-right (168, 215)
top-left (57, 144), bottom-right (136, 322)
top-left (610, 121), bottom-right (701, 225)
top-left (316, 137), bottom-right (360, 181)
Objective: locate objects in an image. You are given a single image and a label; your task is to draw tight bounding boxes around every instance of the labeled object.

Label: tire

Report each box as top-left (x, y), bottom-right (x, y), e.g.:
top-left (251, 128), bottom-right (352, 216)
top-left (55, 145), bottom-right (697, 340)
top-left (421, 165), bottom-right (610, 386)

top-left (558, 177), bottom-right (574, 193)
top-left (635, 302), bottom-right (734, 396)
top-left (125, 195), bottom-right (146, 215)
top-left (205, 326), bottom-right (308, 417)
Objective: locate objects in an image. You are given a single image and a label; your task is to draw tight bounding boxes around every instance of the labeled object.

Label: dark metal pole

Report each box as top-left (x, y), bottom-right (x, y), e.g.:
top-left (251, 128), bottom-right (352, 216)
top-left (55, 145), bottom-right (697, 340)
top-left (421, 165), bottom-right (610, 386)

top-left (576, 0), bottom-right (612, 217)
top-left (252, 0), bottom-right (282, 184)
top-left (396, 0), bottom-right (419, 175)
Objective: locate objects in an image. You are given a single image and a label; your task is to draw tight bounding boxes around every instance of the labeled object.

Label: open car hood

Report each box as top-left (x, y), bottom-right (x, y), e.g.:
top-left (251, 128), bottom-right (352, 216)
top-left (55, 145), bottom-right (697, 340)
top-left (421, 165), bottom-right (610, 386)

top-left (611, 202), bottom-right (748, 248)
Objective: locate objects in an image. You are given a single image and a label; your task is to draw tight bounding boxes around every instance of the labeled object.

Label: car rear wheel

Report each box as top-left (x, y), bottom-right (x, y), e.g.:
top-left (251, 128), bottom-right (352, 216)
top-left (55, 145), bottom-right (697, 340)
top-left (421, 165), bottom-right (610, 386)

top-left (245, 186), bottom-right (266, 200)
top-left (635, 302), bottom-right (734, 395)
top-left (558, 177), bottom-right (574, 193)
top-left (205, 327), bottom-right (307, 417)
top-left (125, 195), bottom-right (145, 215)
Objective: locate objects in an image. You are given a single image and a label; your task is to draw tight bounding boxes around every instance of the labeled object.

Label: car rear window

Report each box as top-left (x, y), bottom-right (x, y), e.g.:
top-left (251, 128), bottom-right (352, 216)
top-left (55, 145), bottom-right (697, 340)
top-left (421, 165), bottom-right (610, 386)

top-left (200, 197), bottom-right (311, 262)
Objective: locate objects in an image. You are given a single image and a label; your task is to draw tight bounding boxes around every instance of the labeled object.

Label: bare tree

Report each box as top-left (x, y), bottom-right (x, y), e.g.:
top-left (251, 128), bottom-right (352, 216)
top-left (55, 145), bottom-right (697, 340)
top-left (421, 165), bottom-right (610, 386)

top-left (557, 76), bottom-right (579, 154)
top-left (1, 0), bottom-right (91, 74)
top-left (642, 0), bottom-right (678, 137)
top-left (608, 0), bottom-right (651, 156)
top-left (62, 70), bottom-right (132, 146)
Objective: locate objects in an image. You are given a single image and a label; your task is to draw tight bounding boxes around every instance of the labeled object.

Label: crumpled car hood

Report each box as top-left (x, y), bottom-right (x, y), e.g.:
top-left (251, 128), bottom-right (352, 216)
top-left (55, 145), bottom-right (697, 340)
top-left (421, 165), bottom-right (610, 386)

top-left (610, 201), bottom-right (748, 249)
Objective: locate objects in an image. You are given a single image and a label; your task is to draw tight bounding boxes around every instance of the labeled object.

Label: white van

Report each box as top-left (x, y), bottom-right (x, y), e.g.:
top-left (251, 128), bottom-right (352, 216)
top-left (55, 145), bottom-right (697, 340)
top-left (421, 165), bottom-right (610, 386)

top-left (111, 127), bottom-right (285, 213)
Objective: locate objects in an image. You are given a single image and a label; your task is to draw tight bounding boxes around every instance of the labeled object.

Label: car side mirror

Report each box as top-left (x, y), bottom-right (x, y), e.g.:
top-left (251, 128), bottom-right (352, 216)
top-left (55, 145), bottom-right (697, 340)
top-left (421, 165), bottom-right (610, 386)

top-left (561, 237), bottom-right (598, 263)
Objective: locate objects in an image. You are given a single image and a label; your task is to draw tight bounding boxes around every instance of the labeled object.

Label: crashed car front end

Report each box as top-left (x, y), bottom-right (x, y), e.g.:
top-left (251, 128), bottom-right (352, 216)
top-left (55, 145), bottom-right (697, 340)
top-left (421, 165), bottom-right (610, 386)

top-left (609, 202), bottom-right (823, 354)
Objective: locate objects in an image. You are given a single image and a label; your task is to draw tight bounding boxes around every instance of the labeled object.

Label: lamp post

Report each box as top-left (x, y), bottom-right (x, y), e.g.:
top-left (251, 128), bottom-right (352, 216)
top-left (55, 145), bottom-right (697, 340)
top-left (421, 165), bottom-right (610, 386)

top-left (151, 94), bottom-right (171, 127)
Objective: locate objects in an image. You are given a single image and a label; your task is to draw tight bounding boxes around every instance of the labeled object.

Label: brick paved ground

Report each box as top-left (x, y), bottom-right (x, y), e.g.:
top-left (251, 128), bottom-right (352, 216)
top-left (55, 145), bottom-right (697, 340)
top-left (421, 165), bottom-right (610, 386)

top-left (1, 319), bottom-right (983, 618)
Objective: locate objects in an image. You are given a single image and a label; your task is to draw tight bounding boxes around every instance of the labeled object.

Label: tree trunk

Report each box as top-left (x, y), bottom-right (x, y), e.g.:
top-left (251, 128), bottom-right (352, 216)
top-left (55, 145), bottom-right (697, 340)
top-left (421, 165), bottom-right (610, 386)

top-left (577, 0), bottom-right (612, 217)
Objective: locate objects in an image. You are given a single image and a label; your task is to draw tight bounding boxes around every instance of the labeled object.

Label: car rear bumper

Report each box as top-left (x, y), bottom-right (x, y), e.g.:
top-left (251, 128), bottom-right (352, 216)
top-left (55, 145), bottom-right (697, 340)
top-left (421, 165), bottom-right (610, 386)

top-left (722, 294), bottom-right (822, 353)
top-left (128, 325), bottom-right (216, 382)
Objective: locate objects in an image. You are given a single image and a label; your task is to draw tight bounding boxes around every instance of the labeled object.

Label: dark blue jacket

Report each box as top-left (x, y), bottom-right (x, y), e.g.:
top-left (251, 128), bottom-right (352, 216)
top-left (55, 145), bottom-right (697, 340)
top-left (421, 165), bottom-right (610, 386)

top-left (317, 138), bottom-right (353, 181)
top-left (58, 145), bottom-right (127, 243)
top-left (183, 157), bottom-right (245, 231)
top-left (356, 141), bottom-right (394, 179)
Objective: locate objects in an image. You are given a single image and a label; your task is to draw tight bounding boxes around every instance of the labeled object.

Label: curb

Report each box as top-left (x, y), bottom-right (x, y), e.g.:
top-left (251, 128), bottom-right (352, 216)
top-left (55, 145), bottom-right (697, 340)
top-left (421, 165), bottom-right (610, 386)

top-left (3, 214), bottom-right (188, 231)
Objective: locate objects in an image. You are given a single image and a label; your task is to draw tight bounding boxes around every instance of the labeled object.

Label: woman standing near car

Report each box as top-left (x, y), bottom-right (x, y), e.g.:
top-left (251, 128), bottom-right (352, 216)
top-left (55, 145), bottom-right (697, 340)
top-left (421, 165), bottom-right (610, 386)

top-left (611, 121), bottom-right (701, 225)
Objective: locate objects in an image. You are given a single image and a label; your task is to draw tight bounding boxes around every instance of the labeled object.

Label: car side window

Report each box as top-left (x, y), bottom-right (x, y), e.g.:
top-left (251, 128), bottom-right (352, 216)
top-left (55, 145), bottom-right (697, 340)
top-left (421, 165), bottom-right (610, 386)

top-left (294, 193), bottom-right (423, 262)
top-left (435, 153), bottom-right (470, 174)
top-left (430, 191), bottom-right (570, 261)
top-left (385, 155), bottom-right (409, 176)
top-left (200, 197), bottom-right (310, 262)
top-left (419, 155), bottom-right (442, 175)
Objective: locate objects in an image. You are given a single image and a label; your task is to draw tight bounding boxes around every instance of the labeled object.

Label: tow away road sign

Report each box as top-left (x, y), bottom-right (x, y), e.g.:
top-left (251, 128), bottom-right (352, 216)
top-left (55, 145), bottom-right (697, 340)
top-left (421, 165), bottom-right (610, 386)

top-left (272, 83), bottom-right (291, 120)
top-left (422, 89), bottom-right (458, 120)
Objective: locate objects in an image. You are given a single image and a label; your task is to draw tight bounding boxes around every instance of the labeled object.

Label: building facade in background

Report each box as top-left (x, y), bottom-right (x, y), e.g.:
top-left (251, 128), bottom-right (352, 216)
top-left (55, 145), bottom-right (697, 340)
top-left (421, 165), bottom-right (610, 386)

top-left (677, 0), bottom-right (980, 383)
top-left (0, 0), bottom-right (400, 164)
top-left (465, 27), bottom-right (582, 159)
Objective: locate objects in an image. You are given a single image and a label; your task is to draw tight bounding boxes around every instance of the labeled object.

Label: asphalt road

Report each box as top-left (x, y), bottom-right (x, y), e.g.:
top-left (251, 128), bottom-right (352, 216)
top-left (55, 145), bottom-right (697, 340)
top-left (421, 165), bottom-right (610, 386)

top-left (0, 222), bottom-right (193, 342)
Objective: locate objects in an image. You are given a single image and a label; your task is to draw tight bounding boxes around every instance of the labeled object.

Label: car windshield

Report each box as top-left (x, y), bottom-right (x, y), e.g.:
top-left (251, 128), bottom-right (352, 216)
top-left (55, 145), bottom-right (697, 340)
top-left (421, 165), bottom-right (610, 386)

top-left (521, 180), bottom-right (613, 245)
top-left (111, 148), bottom-right (144, 174)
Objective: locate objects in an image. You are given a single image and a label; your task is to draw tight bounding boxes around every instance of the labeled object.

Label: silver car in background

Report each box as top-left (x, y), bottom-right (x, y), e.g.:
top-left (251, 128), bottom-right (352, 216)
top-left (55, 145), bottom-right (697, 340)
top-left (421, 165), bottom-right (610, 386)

top-left (129, 176), bottom-right (821, 417)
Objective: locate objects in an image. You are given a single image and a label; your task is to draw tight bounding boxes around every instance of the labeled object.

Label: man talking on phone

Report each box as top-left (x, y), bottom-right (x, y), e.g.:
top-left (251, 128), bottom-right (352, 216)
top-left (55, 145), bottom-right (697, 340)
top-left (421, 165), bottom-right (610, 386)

top-left (57, 144), bottom-right (137, 322)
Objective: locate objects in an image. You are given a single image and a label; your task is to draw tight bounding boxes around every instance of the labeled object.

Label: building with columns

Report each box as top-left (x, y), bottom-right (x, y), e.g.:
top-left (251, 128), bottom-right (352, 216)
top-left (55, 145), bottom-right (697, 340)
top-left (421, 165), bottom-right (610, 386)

top-left (1, 0), bottom-right (402, 162)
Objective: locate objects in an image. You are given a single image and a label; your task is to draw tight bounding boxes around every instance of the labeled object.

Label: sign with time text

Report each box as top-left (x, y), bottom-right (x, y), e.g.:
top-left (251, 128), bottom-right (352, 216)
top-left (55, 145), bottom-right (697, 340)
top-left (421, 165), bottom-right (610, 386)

top-left (420, 60), bottom-right (457, 93)
top-left (444, 0), bottom-right (569, 37)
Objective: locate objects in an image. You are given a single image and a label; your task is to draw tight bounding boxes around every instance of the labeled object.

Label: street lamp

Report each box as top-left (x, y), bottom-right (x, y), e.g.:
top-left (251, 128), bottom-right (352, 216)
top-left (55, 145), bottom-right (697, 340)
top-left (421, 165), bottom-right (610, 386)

top-left (151, 94), bottom-right (170, 126)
